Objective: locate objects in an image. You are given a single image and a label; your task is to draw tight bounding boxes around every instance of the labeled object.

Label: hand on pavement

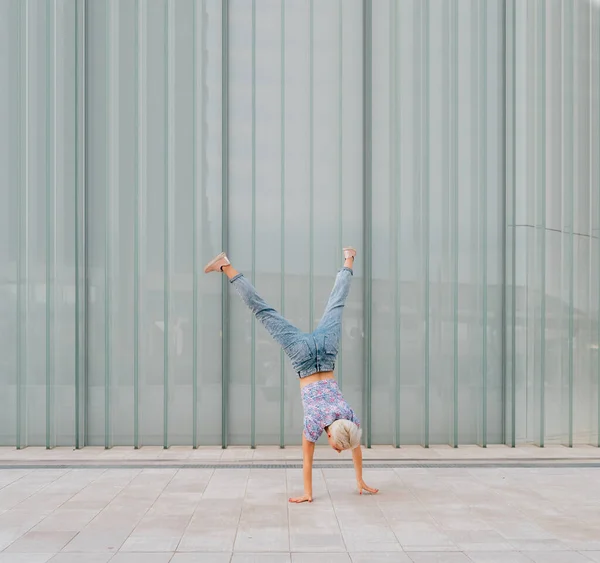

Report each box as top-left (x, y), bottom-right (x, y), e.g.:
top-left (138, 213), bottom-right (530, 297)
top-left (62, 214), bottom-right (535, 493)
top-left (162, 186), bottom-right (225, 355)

top-left (357, 480), bottom-right (379, 495)
top-left (288, 494), bottom-right (313, 503)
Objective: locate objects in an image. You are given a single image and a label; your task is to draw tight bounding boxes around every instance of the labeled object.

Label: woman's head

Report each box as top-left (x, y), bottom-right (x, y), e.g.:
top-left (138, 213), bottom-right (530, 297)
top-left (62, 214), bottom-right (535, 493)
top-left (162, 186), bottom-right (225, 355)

top-left (326, 419), bottom-right (362, 452)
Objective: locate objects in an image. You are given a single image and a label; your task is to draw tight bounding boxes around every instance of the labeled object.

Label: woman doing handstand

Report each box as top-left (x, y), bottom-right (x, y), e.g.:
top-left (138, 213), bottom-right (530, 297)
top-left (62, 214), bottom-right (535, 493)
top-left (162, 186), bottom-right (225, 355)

top-left (204, 247), bottom-right (379, 503)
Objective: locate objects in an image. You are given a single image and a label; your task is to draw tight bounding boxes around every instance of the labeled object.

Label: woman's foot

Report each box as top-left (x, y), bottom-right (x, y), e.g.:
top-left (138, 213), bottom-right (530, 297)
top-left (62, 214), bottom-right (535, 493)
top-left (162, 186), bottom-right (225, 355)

top-left (204, 252), bottom-right (230, 273)
top-left (343, 247), bottom-right (357, 261)
top-left (343, 247), bottom-right (356, 269)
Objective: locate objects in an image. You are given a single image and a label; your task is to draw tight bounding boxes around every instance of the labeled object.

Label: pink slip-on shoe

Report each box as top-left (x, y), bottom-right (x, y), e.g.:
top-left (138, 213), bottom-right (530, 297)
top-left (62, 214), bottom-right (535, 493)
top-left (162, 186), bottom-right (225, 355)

top-left (343, 247), bottom-right (357, 260)
top-left (204, 252), bottom-right (230, 273)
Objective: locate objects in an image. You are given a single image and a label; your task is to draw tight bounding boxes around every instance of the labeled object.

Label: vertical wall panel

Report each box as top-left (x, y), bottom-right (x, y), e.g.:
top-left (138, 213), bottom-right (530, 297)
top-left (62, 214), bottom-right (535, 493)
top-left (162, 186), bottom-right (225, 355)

top-left (53, 0), bottom-right (78, 447)
top-left (0, 0), bottom-right (20, 446)
top-left (595, 2), bottom-right (600, 449)
top-left (254, 0), bottom-right (284, 445)
top-left (335, 0), bottom-right (364, 446)
top-left (199, 0), bottom-right (224, 447)
top-left (228, 0), bottom-right (254, 446)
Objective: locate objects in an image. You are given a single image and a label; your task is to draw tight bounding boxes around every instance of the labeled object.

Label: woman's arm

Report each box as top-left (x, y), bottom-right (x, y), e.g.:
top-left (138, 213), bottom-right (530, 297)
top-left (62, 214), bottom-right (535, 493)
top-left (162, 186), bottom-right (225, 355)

top-left (352, 445), bottom-right (379, 495)
top-left (289, 433), bottom-right (315, 503)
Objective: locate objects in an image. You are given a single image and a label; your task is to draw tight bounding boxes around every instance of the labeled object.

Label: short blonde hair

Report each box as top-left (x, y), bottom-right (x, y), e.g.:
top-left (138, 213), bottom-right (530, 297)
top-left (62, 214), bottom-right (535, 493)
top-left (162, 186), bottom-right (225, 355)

top-left (329, 419), bottom-right (362, 451)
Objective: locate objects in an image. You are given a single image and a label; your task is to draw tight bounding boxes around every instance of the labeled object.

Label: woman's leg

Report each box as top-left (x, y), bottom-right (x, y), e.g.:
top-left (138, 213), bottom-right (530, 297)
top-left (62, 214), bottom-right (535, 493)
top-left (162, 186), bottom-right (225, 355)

top-left (315, 255), bottom-right (354, 336)
top-left (222, 264), bottom-right (303, 350)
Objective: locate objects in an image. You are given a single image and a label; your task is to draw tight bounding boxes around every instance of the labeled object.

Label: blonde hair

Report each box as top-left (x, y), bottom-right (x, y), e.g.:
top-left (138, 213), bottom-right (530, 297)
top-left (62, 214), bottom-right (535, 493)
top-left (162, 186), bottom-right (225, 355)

top-left (329, 419), bottom-right (362, 451)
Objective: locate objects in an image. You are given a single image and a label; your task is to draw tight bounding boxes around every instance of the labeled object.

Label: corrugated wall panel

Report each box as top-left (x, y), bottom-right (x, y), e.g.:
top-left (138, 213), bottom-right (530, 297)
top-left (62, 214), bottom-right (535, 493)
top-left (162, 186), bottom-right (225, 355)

top-left (0, 0), bottom-right (598, 448)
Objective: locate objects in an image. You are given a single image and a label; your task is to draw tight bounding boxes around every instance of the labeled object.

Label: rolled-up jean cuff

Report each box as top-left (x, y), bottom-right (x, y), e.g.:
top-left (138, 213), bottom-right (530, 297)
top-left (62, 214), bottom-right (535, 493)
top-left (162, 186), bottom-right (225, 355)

top-left (341, 267), bottom-right (353, 275)
top-left (230, 273), bottom-right (244, 283)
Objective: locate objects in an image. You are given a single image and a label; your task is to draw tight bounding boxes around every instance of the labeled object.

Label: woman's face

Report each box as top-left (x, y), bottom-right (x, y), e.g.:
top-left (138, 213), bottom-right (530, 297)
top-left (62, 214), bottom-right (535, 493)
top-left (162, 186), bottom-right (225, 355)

top-left (327, 431), bottom-right (342, 453)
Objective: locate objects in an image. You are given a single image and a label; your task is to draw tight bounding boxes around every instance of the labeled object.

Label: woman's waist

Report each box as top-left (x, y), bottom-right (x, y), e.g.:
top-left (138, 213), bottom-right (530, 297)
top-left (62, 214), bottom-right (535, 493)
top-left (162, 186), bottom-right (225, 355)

top-left (299, 371), bottom-right (335, 389)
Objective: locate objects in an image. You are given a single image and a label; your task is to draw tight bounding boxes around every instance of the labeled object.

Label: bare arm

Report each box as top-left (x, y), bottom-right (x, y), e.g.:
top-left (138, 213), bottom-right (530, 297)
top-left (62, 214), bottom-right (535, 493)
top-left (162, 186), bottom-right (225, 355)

top-left (289, 433), bottom-right (315, 503)
top-left (352, 445), bottom-right (379, 495)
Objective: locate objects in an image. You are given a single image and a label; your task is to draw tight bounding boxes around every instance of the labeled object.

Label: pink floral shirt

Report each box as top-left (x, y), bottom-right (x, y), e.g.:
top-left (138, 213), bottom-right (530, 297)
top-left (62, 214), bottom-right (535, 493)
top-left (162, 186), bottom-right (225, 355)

top-left (301, 379), bottom-right (360, 443)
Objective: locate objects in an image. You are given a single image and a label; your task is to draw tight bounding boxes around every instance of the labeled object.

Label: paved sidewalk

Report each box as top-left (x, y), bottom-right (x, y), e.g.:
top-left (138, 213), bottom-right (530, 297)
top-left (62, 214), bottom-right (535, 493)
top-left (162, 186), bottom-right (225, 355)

top-left (0, 446), bottom-right (599, 562)
top-left (2, 444), bottom-right (600, 464)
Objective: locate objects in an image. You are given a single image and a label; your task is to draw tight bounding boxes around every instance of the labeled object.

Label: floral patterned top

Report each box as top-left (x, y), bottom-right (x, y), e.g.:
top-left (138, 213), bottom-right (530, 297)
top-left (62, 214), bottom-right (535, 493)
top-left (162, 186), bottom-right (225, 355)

top-left (301, 379), bottom-right (360, 443)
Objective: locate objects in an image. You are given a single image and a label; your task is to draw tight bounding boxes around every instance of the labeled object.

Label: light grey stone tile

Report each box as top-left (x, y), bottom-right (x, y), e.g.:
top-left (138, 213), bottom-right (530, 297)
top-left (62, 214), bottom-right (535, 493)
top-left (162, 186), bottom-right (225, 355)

top-left (582, 553), bottom-right (600, 562)
top-left (391, 522), bottom-right (456, 549)
top-left (32, 509), bottom-right (100, 532)
top-left (178, 529), bottom-right (237, 553)
top-left (109, 553), bottom-right (174, 563)
top-left (292, 554), bottom-right (350, 563)
top-left (5, 532), bottom-right (77, 554)
top-left (0, 555), bottom-right (55, 563)
top-left (340, 525), bottom-right (401, 553)
top-left (405, 553), bottom-right (473, 563)
top-left (129, 516), bottom-right (190, 534)
top-left (231, 555), bottom-right (290, 563)
top-left (48, 555), bottom-right (113, 563)
top-left (445, 531), bottom-right (513, 552)
top-left (233, 525), bottom-right (289, 552)
top-left (350, 554), bottom-right (414, 563)
top-left (289, 532), bottom-right (347, 553)
top-left (61, 530), bottom-right (130, 553)
top-left (170, 555), bottom-right (231, 563)
top-left (567, 542), bottom-right (600, 551)
top-left (508, 540), bottom-right (570, 552)
top-left (465, 553), bottom-right (534, 563)
top-left (526, 553), bottom-right (593, 563)
top-left (491, 521), bottom-right (557, 541)
top-left (119, 537), bottom-right (181, 552)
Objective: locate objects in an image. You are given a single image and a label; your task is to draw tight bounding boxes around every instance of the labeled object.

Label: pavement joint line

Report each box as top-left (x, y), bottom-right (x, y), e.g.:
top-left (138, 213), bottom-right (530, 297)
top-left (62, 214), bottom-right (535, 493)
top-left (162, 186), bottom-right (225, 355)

top-left (2, 461), bottom-right (600, 470)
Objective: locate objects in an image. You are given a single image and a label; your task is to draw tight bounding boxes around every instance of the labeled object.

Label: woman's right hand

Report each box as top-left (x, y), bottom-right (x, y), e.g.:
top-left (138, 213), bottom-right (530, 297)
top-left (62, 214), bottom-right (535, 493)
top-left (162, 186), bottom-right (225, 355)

top-left (288, 494), bottom-right (313, 503)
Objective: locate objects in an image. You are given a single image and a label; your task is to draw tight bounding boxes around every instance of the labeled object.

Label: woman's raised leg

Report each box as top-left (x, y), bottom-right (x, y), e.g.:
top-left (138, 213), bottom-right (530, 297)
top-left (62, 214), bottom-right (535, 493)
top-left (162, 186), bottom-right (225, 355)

top-left (204, 252), bottom-right (303, 350)
top-left (315, 248), bottom-right (356, 336)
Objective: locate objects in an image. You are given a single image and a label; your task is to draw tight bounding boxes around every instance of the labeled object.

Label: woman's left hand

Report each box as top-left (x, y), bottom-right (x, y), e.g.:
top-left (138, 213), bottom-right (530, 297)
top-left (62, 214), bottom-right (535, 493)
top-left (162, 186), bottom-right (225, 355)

top-left (357, 479), bottom-right (379, 495)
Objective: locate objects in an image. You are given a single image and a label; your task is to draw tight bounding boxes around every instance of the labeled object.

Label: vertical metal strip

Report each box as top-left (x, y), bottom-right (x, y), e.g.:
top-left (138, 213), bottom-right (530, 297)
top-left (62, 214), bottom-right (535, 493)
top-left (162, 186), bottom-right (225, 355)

top-left (279, 0), bottom-right (286, 449)
top-left (392, 0), bottom-right (401, 449)
top-left (221, 0), bottom-right (230, 449)
top-left (309, 0), bottom-right (314, 332)
top-left (134, 0), bottom-right (141, 449)
top-left (598, 5), bottom-right (600, 449)
top-left (568, 1), bottom-right (575, 449)
top-left (82, 0), bottom-right (89, 447)
top-left (587, 2), bottom-right (598, 450)
top-left (499, 0), bottom-right (507, 447)
top-left (480, 0), bottom-right (488, 448)
top-left (75, 0), bottom-right (85, 449)
top-left (451, 0), bottom-right (459, 448)
top-left (104, 0), bottom-right (114, 449)
top-left (538, 0), bottom-right (546, 447)
top-left (46, 0), bottom-right (56, 450)
top-left (509, 0), bottom-right (517, 448)
top-left (564, 0), bottom-right (574, 448)
top-left (164, 0), bottom-right (174, 449)
top-left (192, 0), bottom-right (198, 449)
top-left (363, 0), bottom-right (373, 448)
top-left (17, 0), bottom-right (29, 450)
top-left (338, 0), bottom-right (344, 390)
top-left (423, 0), bottom-right (430, 449)
top-left (136, 0), bottom-right (147, 449)
top-left (471, 0), bottom-right (479, 444)
top-left (250, 0), bottom-right (256, 449)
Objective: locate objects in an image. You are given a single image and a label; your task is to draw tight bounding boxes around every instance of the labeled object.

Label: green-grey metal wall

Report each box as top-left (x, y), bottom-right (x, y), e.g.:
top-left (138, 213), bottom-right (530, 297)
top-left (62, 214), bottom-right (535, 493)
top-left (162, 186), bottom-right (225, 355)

top-left (1, 0), bottom-right (599, 449)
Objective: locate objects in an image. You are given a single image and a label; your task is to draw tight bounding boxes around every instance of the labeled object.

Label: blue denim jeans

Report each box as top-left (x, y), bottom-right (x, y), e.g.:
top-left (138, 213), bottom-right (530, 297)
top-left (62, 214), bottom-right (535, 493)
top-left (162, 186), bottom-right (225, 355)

top-left (230, 267), bottom-right (353, 378)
